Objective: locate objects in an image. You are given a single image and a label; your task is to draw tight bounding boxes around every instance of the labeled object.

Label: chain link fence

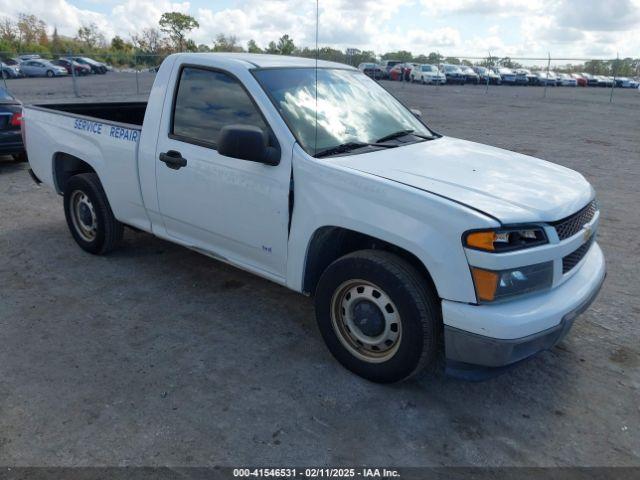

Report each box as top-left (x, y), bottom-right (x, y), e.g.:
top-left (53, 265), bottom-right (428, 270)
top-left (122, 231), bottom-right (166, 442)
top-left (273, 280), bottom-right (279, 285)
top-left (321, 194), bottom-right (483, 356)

top-left (1, 50), bottom-right (638, 104)
top-left (1, 51), bottom-right (167, 102)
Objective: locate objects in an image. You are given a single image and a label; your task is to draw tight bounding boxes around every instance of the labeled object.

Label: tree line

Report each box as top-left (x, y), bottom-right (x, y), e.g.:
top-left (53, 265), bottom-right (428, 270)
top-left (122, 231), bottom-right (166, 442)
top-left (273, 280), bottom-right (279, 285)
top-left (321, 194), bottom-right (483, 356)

top-left (0, 12), bottom-right (638, 76)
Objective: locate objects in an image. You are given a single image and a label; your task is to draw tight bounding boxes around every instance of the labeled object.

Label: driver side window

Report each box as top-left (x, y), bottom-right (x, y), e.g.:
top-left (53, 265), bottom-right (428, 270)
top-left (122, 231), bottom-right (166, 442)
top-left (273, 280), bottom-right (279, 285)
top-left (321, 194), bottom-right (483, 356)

top-left (171, 67), bottom-right (268, 149)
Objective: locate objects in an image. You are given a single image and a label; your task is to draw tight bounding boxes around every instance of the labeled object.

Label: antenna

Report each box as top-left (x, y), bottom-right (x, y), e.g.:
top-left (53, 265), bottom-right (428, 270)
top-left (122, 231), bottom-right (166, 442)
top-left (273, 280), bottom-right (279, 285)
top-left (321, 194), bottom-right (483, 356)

top-left (314, 0), bottom-right (319, 156)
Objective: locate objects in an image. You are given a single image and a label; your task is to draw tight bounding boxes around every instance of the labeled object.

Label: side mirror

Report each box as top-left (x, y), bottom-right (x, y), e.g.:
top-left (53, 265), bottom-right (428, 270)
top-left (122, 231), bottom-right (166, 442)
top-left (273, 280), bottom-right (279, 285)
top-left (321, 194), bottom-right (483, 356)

top-left (410, 108), bottom-right (422, 119)
top-left (217, 125), bottom-right (280, 166)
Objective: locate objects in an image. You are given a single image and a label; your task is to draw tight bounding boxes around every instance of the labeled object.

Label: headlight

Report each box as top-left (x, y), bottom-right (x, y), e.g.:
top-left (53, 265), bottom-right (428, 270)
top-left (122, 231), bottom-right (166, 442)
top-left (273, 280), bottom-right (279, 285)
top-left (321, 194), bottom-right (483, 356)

top-left (463, 226), bottom-right (547, 252)
top-left (470, 261), bottom-right (553, 303)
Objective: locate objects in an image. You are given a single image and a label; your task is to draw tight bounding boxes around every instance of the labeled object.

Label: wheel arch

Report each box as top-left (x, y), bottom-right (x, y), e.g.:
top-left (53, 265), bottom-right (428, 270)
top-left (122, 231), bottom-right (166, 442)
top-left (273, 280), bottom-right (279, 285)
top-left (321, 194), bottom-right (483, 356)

top-left (52, 152), bottom-right (97, 194)
top-left (302, 226), bottom-right (438, 298)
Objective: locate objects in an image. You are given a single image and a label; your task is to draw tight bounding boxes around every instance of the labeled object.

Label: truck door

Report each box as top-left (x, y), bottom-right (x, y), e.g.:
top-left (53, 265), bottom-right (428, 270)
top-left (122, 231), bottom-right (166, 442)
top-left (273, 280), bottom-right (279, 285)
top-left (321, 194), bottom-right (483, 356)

top-left (154, 65), bottom-right (290, 280)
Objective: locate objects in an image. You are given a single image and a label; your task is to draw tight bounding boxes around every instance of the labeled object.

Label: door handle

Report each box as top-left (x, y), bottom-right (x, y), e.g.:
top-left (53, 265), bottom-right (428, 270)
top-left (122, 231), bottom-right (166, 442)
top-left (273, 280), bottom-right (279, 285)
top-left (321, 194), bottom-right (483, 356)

top-left (159, 150), bottom-right (187, 170)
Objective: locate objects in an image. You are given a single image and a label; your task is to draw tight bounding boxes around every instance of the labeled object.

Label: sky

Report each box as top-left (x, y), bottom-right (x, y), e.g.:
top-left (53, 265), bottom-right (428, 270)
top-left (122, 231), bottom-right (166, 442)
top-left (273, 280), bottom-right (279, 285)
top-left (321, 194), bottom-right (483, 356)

top-left (1, 0), bottom-right (639, 59)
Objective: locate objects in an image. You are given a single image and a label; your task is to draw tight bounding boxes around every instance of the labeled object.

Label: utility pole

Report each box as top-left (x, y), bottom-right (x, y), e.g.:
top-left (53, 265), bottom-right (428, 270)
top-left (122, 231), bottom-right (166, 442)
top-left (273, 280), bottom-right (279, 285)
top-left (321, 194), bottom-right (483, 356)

top-left (69, 50), bottom-right (79, 98)
top-left (543, 52), bottom-right (551, 98)
top-left (610, 52), bottom-right (618, 103)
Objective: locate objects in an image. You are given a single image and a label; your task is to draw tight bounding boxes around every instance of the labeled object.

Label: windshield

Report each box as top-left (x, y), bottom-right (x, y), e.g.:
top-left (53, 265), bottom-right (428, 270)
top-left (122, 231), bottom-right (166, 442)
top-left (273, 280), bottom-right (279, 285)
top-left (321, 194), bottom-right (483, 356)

top-left (254, 68), bottom-right (434, 156)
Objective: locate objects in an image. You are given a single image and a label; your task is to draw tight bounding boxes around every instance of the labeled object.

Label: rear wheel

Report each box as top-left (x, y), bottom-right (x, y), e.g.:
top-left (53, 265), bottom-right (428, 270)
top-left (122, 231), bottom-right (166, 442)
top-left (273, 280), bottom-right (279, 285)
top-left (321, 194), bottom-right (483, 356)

top-left (64, 173), bottom-right (123, 255)
top-left (1, 70), bottom-right (7, 79)
top-left (315, 250), bottom-right (441, 383)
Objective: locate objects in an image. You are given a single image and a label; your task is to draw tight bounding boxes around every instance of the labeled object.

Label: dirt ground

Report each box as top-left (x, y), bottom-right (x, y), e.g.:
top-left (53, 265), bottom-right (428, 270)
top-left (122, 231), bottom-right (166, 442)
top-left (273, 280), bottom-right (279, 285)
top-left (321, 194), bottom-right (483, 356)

top-left (0, 76), bottom-right (638, 467)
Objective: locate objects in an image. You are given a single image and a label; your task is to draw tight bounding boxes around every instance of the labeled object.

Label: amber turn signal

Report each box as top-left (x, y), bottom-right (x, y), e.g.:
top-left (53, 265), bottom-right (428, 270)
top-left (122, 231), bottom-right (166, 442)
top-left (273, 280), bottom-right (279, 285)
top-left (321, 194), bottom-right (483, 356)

top-left (470, 267), bottom-right (498, 302)
top-left (465, 231), bottom-right (496, 251)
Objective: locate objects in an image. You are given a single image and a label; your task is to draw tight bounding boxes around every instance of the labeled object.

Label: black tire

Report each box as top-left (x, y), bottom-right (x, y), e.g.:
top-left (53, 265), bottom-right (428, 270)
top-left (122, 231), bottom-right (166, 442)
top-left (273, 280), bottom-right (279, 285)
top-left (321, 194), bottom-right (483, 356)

top-left (1, 70), bottom-right (7, 79)
top-left (315, 250), bottom-right (441, 383)
top-left (46, 70), bottom-right (54, 78)
top-left (63, 173), bottom-right (124, 255)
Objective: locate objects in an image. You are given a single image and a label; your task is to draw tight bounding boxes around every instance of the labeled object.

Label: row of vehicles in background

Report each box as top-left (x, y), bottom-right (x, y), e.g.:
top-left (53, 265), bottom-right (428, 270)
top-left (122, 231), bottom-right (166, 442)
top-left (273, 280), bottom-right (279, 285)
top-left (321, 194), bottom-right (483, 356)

top-left (0, 54), bottom-right (110, 79)
top-left (0, 86), bottom-right (25, 161)
top-left (358, 61), bottom-right (640, 88)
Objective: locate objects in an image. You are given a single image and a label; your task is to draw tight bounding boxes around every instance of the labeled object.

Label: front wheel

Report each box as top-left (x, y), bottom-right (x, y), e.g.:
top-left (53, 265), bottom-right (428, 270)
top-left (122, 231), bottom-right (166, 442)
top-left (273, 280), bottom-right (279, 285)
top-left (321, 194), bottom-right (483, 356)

top-left (46, 70), bottom-right (54, 78)
top-left (315, 250), bottom-right (441, 383)
top-left (64, 173), bottom-right (124, 255)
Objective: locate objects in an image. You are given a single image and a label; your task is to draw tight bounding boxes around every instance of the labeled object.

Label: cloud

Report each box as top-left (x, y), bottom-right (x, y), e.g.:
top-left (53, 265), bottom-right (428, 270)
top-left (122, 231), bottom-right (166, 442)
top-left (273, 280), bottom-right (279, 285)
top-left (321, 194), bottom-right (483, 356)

top-left (112, 1), bottom-right (191, 38)
top-left (556, 0), bottom-right (640, 31)
top-left (0, 0), bottom-right (110, 37)
top-left (0, 0), bottom-right (638, 58)
top-left (422, 0), bottom-right (545, 16)
top-left (406, 28), bottom-right (462, 48)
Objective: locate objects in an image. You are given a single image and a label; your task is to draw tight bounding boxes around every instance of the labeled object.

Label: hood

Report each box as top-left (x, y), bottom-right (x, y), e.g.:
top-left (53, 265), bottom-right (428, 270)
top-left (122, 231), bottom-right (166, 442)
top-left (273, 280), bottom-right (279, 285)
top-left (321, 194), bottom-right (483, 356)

top-left (333, 136), bottom-right (593, 224)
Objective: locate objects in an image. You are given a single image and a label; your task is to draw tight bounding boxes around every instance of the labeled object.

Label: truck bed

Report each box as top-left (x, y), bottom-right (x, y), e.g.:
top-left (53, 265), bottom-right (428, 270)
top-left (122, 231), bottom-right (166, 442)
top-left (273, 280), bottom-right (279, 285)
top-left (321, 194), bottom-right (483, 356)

top-left (31, 102), bottom-right (147, 127)
top-left (24, 101), bottom-right (151, 232)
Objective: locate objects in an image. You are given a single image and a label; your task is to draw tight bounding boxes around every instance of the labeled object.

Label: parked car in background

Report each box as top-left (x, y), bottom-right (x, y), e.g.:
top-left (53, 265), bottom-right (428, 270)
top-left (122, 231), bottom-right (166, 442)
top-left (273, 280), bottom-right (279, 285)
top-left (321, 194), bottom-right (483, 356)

top-left (615, 77), bottom-right (640, 88)
top-left (558, 73), bottom-right (578, 87)
top-left (473, 66), bottom-right (501, 84)
top-left (357, 62), bottom-right (385, 79)
top-left (0, 87), bottom-right (25, 161)
top-left (497, 68), bottom-right (519, 85)
top-left (571, 73), bottom-right (587, 87)
top-left (53, 58), bottom-right (92, 76)
top-left (515, 68), bottom-right (538, 85)
top-left (1, 62), bottom-right (21, 79)
top-left (536, 71), bottom-right (557, 86)
top-left (381, 59), bottom-right (401, 78)
top-left (460, 66), bottom-right (480, 84)
top-left (594, 75), bottom-right (613, 87)
top-left (20, 59), bottom-right (68, 78)
top-left (441, 64), bottom-right (465, 85)
top-left (389, 63), bottom-right (414, 81)
top-left (17, 54), bottom-right (41, 62)
top-left (410, 64), bottom-right (446, 84)
top-left (580, 73), bottom-right (599, 87)
top-left (71, 57), bottom-right (108, 74)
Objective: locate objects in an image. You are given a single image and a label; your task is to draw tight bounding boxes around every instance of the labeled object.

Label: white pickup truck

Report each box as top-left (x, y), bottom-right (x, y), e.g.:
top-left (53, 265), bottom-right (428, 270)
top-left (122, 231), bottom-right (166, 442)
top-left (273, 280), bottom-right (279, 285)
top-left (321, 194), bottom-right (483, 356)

top-left (24, 53), bottom-right (606, 382)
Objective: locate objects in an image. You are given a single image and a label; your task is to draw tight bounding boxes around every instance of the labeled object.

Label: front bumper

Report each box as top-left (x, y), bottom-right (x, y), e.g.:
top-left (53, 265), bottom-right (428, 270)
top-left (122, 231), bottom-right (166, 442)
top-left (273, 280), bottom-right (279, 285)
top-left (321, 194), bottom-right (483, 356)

top-left (442, 242), bottom-right (606, 368)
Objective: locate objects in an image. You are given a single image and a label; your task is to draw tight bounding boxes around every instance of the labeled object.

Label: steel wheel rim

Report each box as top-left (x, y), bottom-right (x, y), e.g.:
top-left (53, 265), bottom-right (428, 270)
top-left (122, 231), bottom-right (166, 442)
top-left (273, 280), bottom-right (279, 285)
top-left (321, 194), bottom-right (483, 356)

top-left (70, 190), bottom-right (97, 242)
top-left (330, 280), bottom-right (402, 363)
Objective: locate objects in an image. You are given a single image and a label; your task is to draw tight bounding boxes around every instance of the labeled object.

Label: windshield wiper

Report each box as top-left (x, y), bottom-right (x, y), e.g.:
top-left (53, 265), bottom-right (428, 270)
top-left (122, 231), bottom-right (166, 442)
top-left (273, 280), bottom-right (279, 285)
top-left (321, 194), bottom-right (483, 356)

top-left (314, 141), bottom-right (396, 158)
top-left (375, 129), bottom-right (432, 143)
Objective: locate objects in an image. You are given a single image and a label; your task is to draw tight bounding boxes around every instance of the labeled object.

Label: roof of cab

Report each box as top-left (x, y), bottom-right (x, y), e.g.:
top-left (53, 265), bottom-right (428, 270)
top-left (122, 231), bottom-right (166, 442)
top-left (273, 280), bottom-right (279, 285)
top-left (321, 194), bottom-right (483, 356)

top-left (173, 52), bottom-right (355, 70)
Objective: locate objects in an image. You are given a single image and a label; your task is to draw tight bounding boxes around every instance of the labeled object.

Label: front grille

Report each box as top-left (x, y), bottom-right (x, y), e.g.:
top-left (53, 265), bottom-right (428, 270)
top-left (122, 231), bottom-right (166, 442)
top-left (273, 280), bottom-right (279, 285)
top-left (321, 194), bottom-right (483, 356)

top-left (552, 200), bottom-right (598, 241)
top-left (563, 238), bottom-right (594, 274)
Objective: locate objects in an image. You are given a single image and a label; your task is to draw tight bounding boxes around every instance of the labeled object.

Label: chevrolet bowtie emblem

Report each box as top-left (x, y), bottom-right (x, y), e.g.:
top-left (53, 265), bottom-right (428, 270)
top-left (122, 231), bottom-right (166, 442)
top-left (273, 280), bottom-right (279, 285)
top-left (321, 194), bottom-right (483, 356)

top-left (583, 226), bottom-right (593, 242)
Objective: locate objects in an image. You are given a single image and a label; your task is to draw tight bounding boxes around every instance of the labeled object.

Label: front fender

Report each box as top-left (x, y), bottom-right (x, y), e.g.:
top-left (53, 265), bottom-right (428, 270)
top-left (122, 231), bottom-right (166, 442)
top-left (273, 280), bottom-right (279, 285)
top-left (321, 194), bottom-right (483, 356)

top-left (287, 146), bottom-right (499, 303)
